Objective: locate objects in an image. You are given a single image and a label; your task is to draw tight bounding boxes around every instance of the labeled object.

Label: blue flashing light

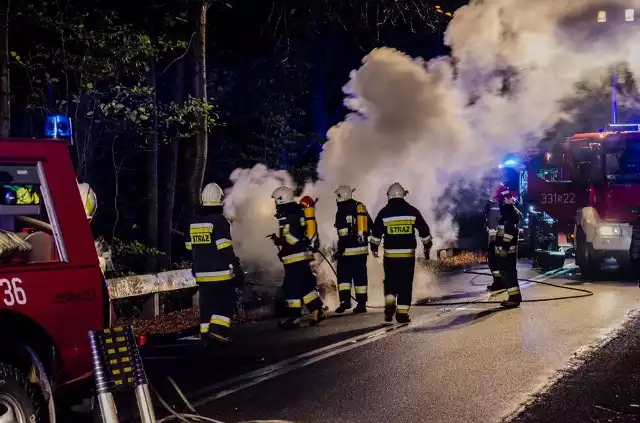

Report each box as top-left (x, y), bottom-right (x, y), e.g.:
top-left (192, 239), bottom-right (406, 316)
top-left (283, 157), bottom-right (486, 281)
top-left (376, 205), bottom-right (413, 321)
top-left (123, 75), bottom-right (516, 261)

top-left (607, 123), bottom-right (640, 131)
top-left (44, 114), bottom-right (73, 140)
top-left (503, 158), bottom-right (518, 167)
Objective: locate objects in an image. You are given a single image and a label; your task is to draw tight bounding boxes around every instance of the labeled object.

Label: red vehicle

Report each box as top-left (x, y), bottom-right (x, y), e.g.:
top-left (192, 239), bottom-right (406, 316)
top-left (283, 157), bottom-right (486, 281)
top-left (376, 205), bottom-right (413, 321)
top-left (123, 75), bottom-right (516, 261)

top-left (0, 136), bottom-right (110, 421)
top-left (528, 127), bottom-right (640, 278)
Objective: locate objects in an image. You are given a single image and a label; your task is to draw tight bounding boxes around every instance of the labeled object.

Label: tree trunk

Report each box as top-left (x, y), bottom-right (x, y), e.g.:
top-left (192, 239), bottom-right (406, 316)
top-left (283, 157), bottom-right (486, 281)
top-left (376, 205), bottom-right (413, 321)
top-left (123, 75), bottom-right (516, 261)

top-left (145, 7), bottom-right (159, 271)
top-left (158, 60), bottom-right (184, 263)
top-left (186, 0), bottom-right (210, 219)
top-left (0, 0), bottom-right (10, 137)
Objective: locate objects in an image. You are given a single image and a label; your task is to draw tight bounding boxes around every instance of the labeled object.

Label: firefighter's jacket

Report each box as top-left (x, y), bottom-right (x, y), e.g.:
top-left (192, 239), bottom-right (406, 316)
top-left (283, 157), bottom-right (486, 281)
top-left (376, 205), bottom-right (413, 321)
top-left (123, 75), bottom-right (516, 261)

top-left (275, 202), bottom-right (314, 265)
top-left (495, 204), bottom-right (520, 257)
top-left (186, 211), bottom-right (238, 283)
top-left (369, 198), bottom-right (432, 258)
top-left (335, 199), bottom-right (374, 256)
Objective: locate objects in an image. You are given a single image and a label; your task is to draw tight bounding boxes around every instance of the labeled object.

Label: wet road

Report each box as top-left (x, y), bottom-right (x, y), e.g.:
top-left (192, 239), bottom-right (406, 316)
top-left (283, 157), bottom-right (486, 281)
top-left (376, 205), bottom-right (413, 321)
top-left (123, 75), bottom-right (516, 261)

top-left (138, 262), bottom-right (640, 423)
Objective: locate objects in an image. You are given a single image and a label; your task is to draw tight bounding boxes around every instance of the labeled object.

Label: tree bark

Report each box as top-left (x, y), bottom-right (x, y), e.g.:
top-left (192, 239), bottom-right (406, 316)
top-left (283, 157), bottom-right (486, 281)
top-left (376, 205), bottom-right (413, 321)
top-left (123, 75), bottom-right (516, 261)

top-left (145, 5), bottom-right (159, 270)
top-left (158, 60), bottom-right (184, 263)
top-left (0, 0), bottom-right (10, 137)
top-left (186, 0), bottom-right (210, 219)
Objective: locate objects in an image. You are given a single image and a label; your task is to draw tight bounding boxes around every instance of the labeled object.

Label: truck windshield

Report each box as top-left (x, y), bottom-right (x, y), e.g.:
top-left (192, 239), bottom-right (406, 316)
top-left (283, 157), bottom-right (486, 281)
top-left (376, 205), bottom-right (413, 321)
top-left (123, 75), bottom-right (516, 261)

top-left (604, 139), bottom-right (640, 182)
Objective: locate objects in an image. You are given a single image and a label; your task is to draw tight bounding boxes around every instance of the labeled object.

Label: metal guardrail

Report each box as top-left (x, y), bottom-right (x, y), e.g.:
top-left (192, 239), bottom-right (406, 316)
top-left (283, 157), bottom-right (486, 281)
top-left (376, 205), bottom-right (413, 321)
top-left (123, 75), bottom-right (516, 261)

top-left (106, 248), bottom-right (458, 318)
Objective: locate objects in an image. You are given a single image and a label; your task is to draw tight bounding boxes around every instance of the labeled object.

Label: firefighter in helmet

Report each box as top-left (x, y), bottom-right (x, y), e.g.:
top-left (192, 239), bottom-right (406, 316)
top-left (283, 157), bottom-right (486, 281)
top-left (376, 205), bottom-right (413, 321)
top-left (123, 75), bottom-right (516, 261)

top-left (485, 184), bottom-right (504, 292)
top-left (333, 185), bottom-right (373, 314)
top-left (186, 183), bottom-right (244, 344)
top-left (270, 186), bottom-right (326, 329)
top-left (369, 182), bottom-right (432, 323)
top-left (493, 185), bottom-right (522, 308)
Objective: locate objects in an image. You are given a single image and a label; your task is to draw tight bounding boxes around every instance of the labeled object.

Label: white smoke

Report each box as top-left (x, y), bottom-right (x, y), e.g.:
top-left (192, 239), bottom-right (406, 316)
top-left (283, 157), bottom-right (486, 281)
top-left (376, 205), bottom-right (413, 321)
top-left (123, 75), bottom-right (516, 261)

top-left (225, 0), bottom-right (640, 303)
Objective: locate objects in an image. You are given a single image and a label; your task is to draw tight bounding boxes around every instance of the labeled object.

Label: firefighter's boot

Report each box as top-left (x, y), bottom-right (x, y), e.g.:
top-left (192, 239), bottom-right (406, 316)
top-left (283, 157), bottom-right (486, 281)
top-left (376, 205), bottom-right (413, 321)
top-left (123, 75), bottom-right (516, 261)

top-left (335, 302), bottom-right (351, 314)
top-left (278, 317), bottom-right (301, 330)
top-left (395, 313), bottom-right (411, 324)
top-left (500, 300), bottom-right (520, 308)
top-left (310, 309), bottom-right (327, 326)
top-left (353, 303), bottom-right (367, 314)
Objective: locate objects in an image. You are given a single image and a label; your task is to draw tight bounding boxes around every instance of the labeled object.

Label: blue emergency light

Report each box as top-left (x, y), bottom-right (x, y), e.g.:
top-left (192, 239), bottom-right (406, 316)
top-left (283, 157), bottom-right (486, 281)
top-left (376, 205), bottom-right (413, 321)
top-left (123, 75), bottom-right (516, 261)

top-left (44, 114), bottom-right (73, 140)
top-left (608, 123), bottom-right (640, 131)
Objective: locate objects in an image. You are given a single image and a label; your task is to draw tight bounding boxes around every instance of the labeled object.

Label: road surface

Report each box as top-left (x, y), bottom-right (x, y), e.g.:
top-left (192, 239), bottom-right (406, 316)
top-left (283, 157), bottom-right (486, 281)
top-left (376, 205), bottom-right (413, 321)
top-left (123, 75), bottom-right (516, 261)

top-left (130, 262), bottom-right (640, 423)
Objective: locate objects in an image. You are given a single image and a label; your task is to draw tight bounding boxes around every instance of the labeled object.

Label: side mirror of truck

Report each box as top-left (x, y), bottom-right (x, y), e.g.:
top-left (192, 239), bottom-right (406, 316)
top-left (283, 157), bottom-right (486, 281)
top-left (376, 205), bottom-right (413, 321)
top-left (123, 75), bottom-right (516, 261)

top-left (578, 162), bottom-right (592, 183)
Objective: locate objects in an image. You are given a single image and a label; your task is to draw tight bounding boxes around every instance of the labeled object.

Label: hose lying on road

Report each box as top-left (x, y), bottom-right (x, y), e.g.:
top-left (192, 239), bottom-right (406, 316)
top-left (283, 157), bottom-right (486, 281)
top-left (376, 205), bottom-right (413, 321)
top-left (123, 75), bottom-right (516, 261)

top-left (316, 250), bottom-right (593, 307)
top-left (150, 377), bottom-right (225, 423)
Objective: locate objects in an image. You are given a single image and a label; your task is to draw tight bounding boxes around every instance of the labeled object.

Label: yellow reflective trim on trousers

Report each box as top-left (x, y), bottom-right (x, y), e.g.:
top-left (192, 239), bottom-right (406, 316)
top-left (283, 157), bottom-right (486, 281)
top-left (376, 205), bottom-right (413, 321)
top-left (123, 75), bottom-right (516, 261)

top-left (195, 270), bottom-right (234, 282)
top-left (210, 314), bottom-right (231, 328)
top-left (303, 290), bottom-right (319, 304)
top-left (385, 294), bottom-right (396, 305)
top-left (396, 305), bottom-right (410, 313)
top-left (200, 323), bottom-right (210, 333)
top-left (354, 286), bottom-right (367, 294)
top-left (286, 299), bottom-right (302, 308)
top-left (507, 287), bottom-right (520, 294)
top-left (384, 250), bottom-right (416, 258)
top-left (344, 246), bottom-right (368, 255)
top-left (338, 283), bottom-right (352, 291)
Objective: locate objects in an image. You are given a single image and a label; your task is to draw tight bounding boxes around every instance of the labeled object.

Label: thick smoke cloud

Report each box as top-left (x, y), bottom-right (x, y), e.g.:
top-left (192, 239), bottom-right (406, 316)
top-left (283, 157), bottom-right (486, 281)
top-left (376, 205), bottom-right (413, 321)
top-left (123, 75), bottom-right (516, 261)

top-left (225, 0), bottom-right (640, 303)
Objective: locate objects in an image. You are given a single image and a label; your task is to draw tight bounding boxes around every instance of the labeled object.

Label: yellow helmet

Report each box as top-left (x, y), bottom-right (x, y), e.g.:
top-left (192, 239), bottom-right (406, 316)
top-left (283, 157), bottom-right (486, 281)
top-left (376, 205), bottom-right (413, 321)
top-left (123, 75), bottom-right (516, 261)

top-left (387, 182), bottom-right (408, 200)
top-left (77, 182), bottom-right (97, 219)
top-left (201, 183), bottom-right (224, 206)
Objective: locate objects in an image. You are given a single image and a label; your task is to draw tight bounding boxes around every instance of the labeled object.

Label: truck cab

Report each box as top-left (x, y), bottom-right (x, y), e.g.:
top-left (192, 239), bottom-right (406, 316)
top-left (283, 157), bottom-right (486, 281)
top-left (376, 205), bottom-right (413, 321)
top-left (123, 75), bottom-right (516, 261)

top-left (528, 128), bottom-right (640, 278)
top-left (0, 136), bottom-right (110, 422)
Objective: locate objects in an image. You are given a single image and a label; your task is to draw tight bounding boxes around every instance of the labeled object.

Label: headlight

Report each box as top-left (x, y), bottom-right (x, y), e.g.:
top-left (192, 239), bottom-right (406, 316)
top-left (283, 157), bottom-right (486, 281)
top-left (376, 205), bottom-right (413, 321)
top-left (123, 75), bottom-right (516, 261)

top-left (599, 225), bottom-right (622, 236)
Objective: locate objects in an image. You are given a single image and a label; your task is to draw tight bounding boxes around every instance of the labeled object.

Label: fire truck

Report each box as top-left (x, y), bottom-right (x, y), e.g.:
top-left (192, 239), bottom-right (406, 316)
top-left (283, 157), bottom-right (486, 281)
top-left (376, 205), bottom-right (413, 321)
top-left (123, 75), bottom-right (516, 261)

top-left (527, 124), bottom-right (640, 278)
top-left (0, 115), bottom-right (111, 422)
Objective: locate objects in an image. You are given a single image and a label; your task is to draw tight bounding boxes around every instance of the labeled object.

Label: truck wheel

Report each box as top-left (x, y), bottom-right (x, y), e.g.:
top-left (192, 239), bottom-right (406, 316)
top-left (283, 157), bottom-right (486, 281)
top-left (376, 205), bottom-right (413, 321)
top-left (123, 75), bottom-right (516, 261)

top-left (576, 228), bottom-right (598, 280)
top-left (0, 361), bottom-right (45, 423)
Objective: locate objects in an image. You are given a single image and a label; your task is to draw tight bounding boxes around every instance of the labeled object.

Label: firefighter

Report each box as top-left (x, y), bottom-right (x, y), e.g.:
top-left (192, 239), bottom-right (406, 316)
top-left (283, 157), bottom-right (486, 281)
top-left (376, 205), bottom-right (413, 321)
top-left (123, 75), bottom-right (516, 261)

top-left (485, 185), bottom-right (504, 292)
top-left (78, 182), bottom-right (97, 221)
top-left (186, 183), bottom-right (243, 344)
top-left (494, 185), bottom-right (523, 308)
top-left (333, 185), bottom-right (373, 314)
top-left (369, 182), bottom-right (432, 323)
top-left (271, 186), bottom-right (326, 329)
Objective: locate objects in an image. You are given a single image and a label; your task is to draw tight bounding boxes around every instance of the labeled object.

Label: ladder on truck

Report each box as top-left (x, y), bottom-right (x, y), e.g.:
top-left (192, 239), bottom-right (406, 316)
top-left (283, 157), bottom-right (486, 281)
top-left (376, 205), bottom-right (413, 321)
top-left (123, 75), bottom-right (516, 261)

top-left (88, 326), bottom-right (157, 423)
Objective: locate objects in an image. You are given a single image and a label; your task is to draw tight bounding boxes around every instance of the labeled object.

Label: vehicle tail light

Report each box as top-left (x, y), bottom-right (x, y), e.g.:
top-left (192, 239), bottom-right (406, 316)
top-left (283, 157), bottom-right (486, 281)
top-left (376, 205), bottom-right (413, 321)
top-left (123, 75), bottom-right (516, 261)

top-left (136, 335), bottom-right (147, 347)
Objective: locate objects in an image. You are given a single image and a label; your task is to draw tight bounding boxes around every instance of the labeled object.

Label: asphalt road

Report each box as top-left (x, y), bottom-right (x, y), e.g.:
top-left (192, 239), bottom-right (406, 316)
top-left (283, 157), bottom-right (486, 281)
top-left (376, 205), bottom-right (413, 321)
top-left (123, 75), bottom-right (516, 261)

top-left (127, 262), bottom-right (640, 423)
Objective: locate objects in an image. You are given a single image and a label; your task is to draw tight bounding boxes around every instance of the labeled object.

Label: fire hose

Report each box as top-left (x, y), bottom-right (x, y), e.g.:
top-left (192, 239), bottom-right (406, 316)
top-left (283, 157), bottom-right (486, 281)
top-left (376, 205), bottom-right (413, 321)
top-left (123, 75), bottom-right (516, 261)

top-left (315, 250), bottom-right (593, 306)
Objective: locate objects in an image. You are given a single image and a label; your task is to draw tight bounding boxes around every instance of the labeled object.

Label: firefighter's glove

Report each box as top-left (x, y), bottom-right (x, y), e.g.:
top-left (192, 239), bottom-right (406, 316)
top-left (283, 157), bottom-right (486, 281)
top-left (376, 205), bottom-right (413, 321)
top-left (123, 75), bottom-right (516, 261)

top-left (266, 233), bottom-right (280, 246)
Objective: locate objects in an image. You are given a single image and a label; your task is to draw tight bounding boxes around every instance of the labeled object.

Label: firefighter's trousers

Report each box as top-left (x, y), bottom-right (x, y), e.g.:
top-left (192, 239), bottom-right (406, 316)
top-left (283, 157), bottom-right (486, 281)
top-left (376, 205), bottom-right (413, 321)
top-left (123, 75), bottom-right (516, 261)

top-left (487, 241), bottom-right (503, 289)
top-left (337, 254), bottom-right (368, 305)
top-left (283, 260), bottom-right (323, 318)
top-left (499, 253), bottom-right (522, 303)
top-left (383, 257), bottom-right (415, 317)
top-left (198, 279), bottom-right (235, 337)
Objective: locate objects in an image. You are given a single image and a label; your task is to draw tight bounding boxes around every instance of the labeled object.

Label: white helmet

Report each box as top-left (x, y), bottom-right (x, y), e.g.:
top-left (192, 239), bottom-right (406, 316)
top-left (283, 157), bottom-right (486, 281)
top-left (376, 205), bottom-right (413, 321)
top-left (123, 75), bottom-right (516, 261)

top-left (334, 185), bottom-right (355, 202)
top-left (387, 182), bottom-right (408, 200)
top-left (202, 183), bottom-right (224, 206)
top-left (77, 182), bottom-right (97, 220)
top-left (271, 186), bottom-right (295, 205)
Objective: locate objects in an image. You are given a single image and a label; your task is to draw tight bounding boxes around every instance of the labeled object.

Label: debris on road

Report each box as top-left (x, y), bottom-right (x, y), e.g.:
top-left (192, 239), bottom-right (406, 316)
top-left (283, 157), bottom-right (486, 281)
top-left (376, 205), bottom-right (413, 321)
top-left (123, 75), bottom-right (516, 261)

top-left (422, 251), bottom-right (487, 273)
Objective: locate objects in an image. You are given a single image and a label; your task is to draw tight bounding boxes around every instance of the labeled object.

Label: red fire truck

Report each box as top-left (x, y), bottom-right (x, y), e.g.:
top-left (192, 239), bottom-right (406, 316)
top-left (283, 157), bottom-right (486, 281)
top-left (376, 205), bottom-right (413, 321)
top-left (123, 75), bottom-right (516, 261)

top-left (0, 133), bottom-right (111, 421)
top-left (527, 125), bottom-right (640, 278)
